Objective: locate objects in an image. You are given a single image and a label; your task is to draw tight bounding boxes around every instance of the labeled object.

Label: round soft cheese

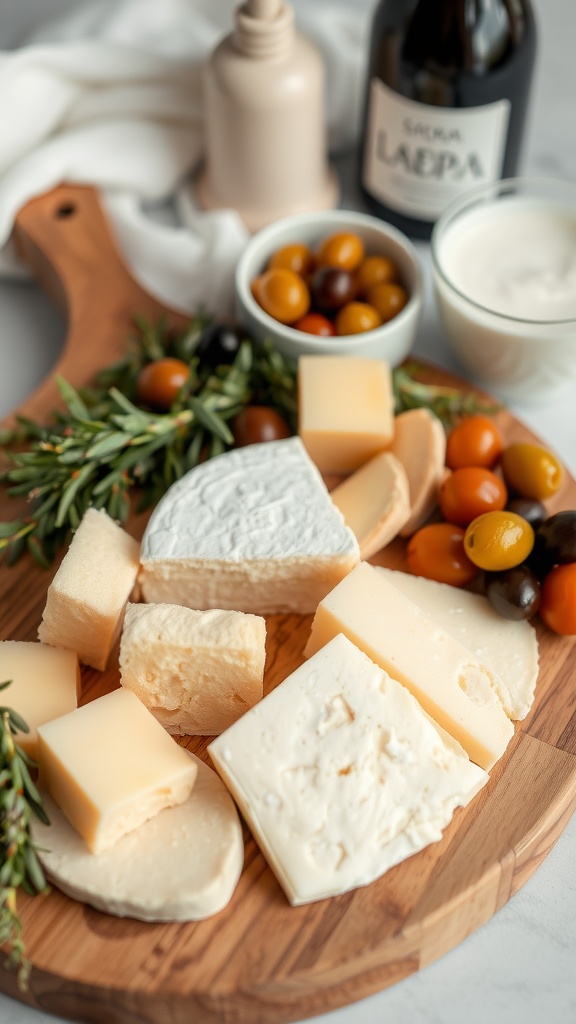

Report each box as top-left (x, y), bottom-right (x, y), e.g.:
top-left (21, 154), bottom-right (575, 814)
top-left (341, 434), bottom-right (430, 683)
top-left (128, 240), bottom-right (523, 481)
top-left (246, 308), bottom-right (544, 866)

top-left (33, 753), bottom-right (244, 922)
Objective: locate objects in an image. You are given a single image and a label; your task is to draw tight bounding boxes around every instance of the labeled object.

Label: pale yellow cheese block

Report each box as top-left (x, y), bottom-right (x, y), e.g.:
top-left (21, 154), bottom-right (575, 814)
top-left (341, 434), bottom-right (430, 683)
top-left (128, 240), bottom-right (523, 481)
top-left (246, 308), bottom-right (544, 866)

top-left (37, 688), bottom-right (197, 854)
top-left (390, 408), bottom-right (446, 537)
top-left (38, 508), bottom-right (140, 670)
top-left (330, 451), bottom-right (411, 559)
top-left (0, 641), bottom-right (80, 760)
top-left (119, 603), bottom-right (266, 735)
top-left (304, 562), bottom-right (514, 771)
top-left (298, 355), bottom-right (394, 474)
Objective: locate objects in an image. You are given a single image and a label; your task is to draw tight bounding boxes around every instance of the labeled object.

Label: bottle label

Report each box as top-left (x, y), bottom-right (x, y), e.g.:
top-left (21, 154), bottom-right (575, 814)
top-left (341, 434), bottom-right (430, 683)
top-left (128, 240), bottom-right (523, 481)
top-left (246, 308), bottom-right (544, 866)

top-left (363, 79), bottom-right (511, 221)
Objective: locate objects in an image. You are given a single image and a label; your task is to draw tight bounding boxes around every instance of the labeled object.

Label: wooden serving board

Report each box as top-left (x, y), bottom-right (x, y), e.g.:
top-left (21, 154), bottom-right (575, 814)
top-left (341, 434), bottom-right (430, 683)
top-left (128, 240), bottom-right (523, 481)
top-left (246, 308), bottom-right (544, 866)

top-left (1, 184), bottom-right (576, 1024)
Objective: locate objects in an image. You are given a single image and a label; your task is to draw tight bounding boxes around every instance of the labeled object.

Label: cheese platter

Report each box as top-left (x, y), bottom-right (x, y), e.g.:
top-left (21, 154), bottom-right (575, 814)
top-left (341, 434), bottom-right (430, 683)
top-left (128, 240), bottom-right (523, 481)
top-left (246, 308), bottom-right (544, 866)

top-left (0, 184), bottom-right (575, 1024)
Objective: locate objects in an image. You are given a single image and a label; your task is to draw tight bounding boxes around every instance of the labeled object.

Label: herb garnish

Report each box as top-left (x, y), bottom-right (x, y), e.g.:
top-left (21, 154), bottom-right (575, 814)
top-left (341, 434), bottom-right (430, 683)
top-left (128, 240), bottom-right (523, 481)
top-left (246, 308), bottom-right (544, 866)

top-left (0, 681), bottom-right (50, 989)
top-left (0, 316), bottom-right (499, 567)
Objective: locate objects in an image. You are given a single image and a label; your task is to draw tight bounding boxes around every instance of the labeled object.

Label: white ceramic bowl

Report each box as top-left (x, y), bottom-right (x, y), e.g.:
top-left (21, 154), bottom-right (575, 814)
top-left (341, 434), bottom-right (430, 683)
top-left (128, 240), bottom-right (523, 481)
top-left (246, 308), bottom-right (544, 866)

top-left (235, 209), bottom-right (423, 365)
top-left (431, 177), bottom-right (576, 404)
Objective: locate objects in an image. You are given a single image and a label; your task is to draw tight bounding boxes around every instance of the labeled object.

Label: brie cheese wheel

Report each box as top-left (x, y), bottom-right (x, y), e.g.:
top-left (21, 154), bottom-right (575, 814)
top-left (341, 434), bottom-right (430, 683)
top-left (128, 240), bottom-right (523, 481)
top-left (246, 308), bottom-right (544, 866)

top-left (209, 634), bottom-right (487, 906)
top-left (33, 755), bottom-right (244, 922)
top-left (119, 603), bottom-right (266, 735)
top-left (139, 437), bottom-right (360, 614)
top-left (377, 568), bottom-right (539, 720)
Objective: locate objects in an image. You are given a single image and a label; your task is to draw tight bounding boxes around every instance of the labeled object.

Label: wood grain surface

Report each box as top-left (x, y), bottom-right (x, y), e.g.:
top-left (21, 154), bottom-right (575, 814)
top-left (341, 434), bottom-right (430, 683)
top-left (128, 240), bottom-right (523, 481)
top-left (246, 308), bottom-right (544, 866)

top-left (1, 185), bottom-right (575, 1024)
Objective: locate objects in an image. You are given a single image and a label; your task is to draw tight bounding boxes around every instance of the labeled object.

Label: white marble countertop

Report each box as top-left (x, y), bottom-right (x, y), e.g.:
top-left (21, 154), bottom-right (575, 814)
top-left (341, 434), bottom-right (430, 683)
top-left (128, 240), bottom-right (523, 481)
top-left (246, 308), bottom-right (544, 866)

top-left (0, 2), bottom-right (575, 1023)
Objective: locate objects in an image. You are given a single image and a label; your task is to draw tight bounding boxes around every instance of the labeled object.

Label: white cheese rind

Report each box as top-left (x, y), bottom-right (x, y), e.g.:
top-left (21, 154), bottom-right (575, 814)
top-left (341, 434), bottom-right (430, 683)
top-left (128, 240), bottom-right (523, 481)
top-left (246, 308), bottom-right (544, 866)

top-left (139, 437), bottom-right (359, 614)
top-left (38, 508), bottom-right (140, 670)
top-left (119, 603), bottom-right (266, 735)
top-left (377, 568), bottom-right (539, 720)
top-left (209, 634), bottom-right (487, 906)
top-left (33, 754), bottom-right (243, 922)
top-left (304, 562), bottom-right (514, 771)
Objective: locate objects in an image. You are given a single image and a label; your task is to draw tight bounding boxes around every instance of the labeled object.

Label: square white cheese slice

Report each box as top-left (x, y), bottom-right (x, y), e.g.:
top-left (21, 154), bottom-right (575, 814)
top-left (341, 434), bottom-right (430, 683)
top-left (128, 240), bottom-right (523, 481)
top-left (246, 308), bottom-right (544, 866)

top-left (208, 634), bottom-right (487, 906)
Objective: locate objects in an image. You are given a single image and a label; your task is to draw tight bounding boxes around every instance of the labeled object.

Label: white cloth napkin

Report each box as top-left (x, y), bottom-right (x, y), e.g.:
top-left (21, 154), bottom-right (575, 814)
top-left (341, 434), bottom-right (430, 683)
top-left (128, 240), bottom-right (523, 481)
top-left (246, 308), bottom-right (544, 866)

top-left (0, 0), bottom-right (374, 316)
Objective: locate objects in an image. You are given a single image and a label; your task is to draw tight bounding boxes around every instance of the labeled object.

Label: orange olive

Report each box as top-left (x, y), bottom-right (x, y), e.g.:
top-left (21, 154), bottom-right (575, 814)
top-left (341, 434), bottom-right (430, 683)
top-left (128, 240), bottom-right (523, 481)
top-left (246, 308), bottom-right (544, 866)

top-left (500, 442), bottom-right (564, 501)
top-left (464, 511), bottom-right (535, 571)
top-left (355, 255), bottom-right (398, 296)
top-left (407, 523), bottom-right (478, 587)
top-left (334, 302), bottom-right (381, 336)
top-left (439, 467), bottom-right (508, 526)
top-left (446, 415), bottom-right (504, 470)
top-left (540, 563), bottom-right (576, 635)
top-left (316, 232), bottom-right (365, 272)
top-left (267, 243), bottom-right (315, 278)
top-left (366, 282), bottom-right (408, 323)
top-left (136, 358), bottom-right (191, 411)
top-left (251, 267), bottom-right (310, 324)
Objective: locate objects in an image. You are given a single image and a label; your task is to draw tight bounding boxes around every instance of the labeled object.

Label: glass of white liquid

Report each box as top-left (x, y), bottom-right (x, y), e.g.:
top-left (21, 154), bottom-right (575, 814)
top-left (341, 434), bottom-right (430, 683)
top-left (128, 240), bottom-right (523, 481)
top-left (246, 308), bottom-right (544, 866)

top-left (431, 177), bottom-right (576, 404)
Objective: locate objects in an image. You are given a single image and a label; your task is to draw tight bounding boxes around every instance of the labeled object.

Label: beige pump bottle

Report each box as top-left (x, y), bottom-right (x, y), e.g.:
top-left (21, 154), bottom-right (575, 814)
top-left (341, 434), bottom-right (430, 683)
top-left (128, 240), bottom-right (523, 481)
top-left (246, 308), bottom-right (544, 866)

top-left (197, 0), bottom-right (338, 232)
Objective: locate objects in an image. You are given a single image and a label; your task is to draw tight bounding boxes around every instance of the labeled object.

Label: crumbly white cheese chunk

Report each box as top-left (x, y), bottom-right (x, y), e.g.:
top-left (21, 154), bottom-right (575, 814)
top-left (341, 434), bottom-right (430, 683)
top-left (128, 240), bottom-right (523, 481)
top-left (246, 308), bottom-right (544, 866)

top-left (209, 634), bottom-right (487, 906)
top-left (139, 437), bottom-right (359, 614)
top-left (33, 754), bottom-right (243, 922)
top-left (377, 568), bottom-right (539, 720)
top-left (119, 602), bottom-right (266, 735)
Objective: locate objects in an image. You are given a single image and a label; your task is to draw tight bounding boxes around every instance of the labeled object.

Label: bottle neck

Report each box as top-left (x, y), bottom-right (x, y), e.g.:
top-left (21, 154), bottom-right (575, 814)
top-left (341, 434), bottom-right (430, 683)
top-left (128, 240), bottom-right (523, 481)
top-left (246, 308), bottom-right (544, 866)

top-left (234, 0), bottom-right (295, 59)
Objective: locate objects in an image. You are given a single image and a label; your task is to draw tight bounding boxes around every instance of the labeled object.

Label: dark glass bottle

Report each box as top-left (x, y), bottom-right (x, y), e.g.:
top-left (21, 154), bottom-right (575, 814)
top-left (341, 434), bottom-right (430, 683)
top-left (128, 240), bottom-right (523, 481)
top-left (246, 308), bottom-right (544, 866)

top-left (359, 0), bottom-right (537, 239)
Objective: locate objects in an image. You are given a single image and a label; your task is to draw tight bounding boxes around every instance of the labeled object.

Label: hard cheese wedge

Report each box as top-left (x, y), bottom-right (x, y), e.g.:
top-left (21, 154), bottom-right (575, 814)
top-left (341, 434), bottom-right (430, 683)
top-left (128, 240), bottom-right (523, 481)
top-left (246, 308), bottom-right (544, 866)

top-left (139, 437), bottom-right (359, 614)
top-left (209, 634), bottom-right (487, 906)
top-left (330, 451), bottom-right (411, 559)
top-left (119, 603), bottom-right (266, 735)
top-left (304, 562), bottom-right (514, 771)
top-left (38, 508), bottom-right (140, 671)
top-left (390, 408), bottom-right (446, 537)
top-left (37, 688), bottom-right (197, 854)
top-left (33, 754), bottom-right (243, 922)
top-left (0, 642), bottom-right (80, 760)
top-left (298, 355), bottom-right (394, 474)
top-left (376, 568), bottom-right (539, 720)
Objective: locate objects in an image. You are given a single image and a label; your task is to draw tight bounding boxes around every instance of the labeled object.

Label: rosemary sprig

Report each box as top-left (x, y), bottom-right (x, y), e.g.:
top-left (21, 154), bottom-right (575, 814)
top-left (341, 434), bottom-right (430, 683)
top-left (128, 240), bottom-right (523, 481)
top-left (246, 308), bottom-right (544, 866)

top-left (0, 680), bottom-right (50, 990)
top-left (393, 360), bottom-right (501, 423)
top-left (0, 317), bottom-right (298, 567)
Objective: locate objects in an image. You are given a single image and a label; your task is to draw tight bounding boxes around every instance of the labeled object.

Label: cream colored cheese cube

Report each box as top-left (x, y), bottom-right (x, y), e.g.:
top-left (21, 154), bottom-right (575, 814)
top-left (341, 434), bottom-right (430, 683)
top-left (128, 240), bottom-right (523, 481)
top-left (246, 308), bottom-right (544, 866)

top-left (305, 562), bottom-right (514, 771)
top-left (0, 641), bottom-right (80, 760)
top-left (37, 688), bottom-right (197, 854)
top-left (298, 356), bottom-right (394, 474)
top-left (119, 603), bottom-right (266, 735)
top-left (38, 508), bottom-right (140, 670)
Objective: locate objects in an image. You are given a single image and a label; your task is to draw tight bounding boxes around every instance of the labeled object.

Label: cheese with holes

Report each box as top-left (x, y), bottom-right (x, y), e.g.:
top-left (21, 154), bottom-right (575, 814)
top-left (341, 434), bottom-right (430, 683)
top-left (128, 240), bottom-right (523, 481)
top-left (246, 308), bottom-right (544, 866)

top-left (376, 568), bottom-right (539, 720)
top-left (330, 451), bottom-right (411, 559)
top-left (139, 437), bottom-right (359, 614)
top-left (298, 356), bottom-right (394, 474)
top-left (209, 634), bottom-right (487, 906)
top-left (33, 754), bottom-right (243, 921)
top-left (305, 562), bottom-right (514, 771)
top-left (38, 508), bottom-right (140, 671)
top-left (0, 642), bottom-right (80, 759)
top-left (37, 688), bottom-right (197, 854)
top-left (119, 603), bottom-right (266, 735)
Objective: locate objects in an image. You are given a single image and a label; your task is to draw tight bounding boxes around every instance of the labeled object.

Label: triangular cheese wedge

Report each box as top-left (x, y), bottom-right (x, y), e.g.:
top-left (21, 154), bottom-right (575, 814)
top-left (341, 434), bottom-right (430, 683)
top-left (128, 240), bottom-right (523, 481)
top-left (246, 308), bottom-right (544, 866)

top-left (139, 437), bottom-right (359, 614)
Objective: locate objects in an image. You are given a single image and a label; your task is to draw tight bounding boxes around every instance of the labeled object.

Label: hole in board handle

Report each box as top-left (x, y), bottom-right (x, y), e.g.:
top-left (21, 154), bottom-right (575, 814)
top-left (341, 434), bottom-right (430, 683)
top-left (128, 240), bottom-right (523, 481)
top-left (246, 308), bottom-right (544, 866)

top-left (55, 203), bottom-right (76, 219)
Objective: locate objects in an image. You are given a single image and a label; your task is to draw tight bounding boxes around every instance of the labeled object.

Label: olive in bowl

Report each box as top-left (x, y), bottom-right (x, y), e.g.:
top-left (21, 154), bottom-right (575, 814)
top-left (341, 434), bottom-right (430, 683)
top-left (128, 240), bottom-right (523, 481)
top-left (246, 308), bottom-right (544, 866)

top-left (235, 210), bottom-right (423, 365)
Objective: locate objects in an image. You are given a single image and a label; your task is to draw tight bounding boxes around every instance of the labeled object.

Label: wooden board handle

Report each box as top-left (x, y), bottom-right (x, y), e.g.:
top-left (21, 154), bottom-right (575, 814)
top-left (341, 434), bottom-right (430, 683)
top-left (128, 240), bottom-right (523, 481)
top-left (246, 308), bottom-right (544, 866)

top-left (11, 184), bottom-right (188, 421)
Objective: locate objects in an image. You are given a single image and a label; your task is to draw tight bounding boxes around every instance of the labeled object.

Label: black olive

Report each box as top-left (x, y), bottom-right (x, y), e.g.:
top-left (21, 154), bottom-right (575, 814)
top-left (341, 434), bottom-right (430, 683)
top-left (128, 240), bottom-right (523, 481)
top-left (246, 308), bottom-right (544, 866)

top-left (506, 498), bottom-right (548, 529)
top-left (533, 510), bottom-right (576, 570)
top-left (310, 267), bottom-right (357, 313)
top-left (485, 564), bottom-right (541, 620)
top-left (196, 321), bottom-right (245, 367)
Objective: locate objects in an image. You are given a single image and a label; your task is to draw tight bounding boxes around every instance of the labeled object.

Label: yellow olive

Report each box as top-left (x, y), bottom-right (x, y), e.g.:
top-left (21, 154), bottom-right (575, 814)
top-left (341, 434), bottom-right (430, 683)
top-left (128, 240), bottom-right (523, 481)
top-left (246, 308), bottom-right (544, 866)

top-left (464, 511), bottom-right (535, 571)
top-left (500, 442), bottom-right (563, 500)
